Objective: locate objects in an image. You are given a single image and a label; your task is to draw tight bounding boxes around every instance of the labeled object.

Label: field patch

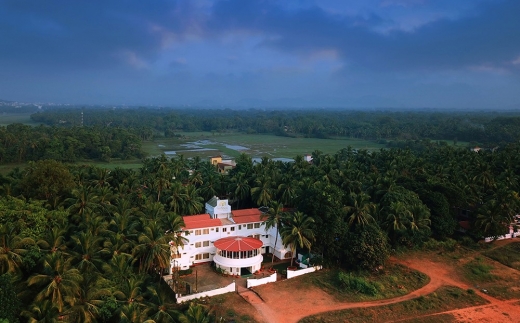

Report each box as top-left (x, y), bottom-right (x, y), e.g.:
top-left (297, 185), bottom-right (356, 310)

top-left (0, 113), bottom-right (40, 126)
top-left (309, 263), bottom-right (429, 302)
top-left (483, 241), bottom-right (520, 271)
top-left (151, 132), bottom-right (385, 160)
top-left (299, 286), bottom-right (487, 323)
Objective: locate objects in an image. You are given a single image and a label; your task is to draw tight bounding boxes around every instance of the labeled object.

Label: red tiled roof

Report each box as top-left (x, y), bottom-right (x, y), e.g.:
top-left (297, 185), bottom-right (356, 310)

top-left (232, 209), bottom-right (263, 224)
top-left (182, 214), bottom-right (222, 230)
top-left (214, 236), bottom-right (263, 252)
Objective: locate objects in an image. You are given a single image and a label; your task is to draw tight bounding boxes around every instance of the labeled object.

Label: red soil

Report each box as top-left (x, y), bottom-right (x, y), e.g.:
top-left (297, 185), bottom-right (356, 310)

top-left (240, 253), bottom-right (520, 323)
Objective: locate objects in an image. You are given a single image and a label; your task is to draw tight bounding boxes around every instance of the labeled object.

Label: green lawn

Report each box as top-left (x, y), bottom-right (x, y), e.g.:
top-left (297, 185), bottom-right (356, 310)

top-left (0, 113), bottom-right (40, 126)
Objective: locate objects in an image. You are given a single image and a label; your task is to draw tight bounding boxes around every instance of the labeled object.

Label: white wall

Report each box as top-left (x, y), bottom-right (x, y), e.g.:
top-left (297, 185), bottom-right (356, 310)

top-left (171, 221), bottom-right (285, 273)
top-left (286, 266), bottom-right (322, 279)
top-left (176, 282), bottom-right (236, 303)
top-left (247, 272), bottom-right (277, 288)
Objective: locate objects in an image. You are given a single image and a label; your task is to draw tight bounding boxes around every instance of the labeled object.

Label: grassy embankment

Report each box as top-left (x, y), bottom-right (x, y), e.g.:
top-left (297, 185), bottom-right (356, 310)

top-left (299, 286), bottom-right (486, 323)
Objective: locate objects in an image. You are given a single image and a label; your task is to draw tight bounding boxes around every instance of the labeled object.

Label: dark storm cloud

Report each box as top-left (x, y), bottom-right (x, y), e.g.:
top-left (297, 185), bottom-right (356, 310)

top-left (207, 0), bottom-right (520, 71)
top-left (0, 0), bottom-right (195, 69)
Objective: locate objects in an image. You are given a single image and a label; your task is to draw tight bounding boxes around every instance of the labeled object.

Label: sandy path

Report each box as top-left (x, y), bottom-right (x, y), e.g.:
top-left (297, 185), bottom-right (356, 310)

top-left (243, 254), bottom-right (520, 323)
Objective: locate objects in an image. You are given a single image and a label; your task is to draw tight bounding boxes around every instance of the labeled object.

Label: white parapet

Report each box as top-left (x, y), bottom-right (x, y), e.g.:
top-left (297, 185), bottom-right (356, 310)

top-left (247, 272), bottom-right (277, 288)
top-left (176, 282), bottom-right (236, 303)
top-left (286, 266), bottom-right (322, 279)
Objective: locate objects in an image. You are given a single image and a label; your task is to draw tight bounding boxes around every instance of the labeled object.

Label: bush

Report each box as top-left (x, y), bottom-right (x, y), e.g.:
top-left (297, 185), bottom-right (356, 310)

top-left (423, 238), bottom-right (457, 252)
top-left (337, 272), bottom-right (380, 296)
top-left (465, 260), bottom-right (495, 282)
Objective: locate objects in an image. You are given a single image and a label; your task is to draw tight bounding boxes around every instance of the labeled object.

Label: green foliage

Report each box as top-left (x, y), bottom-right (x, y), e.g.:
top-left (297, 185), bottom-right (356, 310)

top-left (337, 272), bottom-right (381, 296)
top-left (98, 295), bottom-right (119, 321)
top-left (422, 238), bottom-right (457, 252)
top-left (464, 259), bottom-right (496, 282)
top-left (0, 274), bottom-right (20, 323)
top-left (344, 224), bottom-right (390, 271)
top-left (0, 197), bottom-right (67, 240)
top-left (483, 242), bottom-right (520, 270)
top-left (19, 160), bottom-right (74, 203)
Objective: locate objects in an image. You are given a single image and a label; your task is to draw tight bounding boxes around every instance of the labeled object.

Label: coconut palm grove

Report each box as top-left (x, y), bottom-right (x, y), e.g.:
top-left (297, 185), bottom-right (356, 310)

top-left (2, 106), bottom-right (520, 321)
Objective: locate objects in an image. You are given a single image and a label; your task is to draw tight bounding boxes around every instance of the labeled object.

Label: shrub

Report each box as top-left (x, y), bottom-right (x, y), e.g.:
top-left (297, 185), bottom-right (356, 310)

top-left (337, 272), bottom-right (380, 296)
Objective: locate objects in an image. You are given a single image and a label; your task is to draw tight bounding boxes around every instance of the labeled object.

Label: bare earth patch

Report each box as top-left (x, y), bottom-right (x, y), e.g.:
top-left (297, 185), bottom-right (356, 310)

top-left (231, 249), bottom-right (520, 323)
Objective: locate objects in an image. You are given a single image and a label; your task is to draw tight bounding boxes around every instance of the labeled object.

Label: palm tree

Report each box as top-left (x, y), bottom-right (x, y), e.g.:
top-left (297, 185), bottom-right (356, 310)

top-left (0, 223), bottom-right (35, 276)
top-left (142, 285), bottom-right (180, 323)
top-left (70, 272), bottom-right (111, 323)
top-left (27, 253), bottom-right (82, 313)
top-left (344, 192), bottom-right (376, 228)
top-left (132, 221), bottom-right (173, 275)
top-left (277, 177), bottom-right (299, 207)
top-left (70, 231), bottom-right (110, 273)
top-left (262, 201), bottom-right (286, 263)
top-left (21, 299), bottom-right (61, 323)
top-left (178, 303), bottom-right (211, 323)
top-left (65, 185), bottom-right (100, 224)
top-left (251, 176), bottom-right (273, 207)
top-left (229, 172), bottom-right (250, 208)
top-left (182, 185), bottom-right (204, 215)
top-left (113, 274), bottom-right (148, 322)
top-left (280, 211), bottom-right (315, 267)
top-left (37, 227), bottom-right (68, 256)
top-left (168, 182), bottom-right (185, 214)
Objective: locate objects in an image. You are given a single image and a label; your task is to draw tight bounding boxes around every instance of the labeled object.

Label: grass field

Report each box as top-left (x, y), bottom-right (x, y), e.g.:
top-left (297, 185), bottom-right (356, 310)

top-left (148, 132), bottom-right (386, 160)
top-left (310, 264), bottom-right (429, 302)
top-left (299, 286), bottom-right (487, 323)
top-left (483, 242), bottom-right (520, 271)
top-left (430, 242), bottom-right (520, 300)
top-left (0, 113), bottom-right (40, 126)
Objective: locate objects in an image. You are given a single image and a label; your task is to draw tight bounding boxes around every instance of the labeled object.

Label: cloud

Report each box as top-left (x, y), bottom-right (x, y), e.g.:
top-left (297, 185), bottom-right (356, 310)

top-left (206, 0), bottom-right (520, 72)
top-left (0, 0), bottom-right (200, 69)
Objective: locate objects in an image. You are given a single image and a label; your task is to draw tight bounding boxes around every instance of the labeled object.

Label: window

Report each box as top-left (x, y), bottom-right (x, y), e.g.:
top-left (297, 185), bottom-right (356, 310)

top-left (223, 227), bottom-right (227, 232)
top-left (195, 229), bottom-right (201, 236)
top-left (253, 234), bottom-right (260, 239)
top-left (195, 253), bottom-right (209, 260)
top-left (195, 242), bottom-right (201, 248)
top-left (254, 223), bottom-right (260, 228)
top-left (216, 227), bottom-right (219, 232)
top-left (203, 241), bottom-right (210, 247)
top-left (247, 224), bottom-right (253, 229)
top-left (230, 226), bottom-right (235, 231)
top-left (203, 229), bottom-right (209, 235)
top-left (238, 225), bottom-right (242, 230)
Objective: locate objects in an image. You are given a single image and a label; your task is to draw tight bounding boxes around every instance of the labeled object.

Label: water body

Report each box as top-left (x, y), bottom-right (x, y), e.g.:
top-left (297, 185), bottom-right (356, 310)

top-left (164, 148), bottom-right (217, 155)
top-left (223, 144), bottom-right (248, 151)
top-left (252, 157), bottom-right (294, 163)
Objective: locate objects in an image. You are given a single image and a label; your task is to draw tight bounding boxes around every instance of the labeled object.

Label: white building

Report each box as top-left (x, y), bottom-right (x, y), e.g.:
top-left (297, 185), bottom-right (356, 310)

top-left (170, 197), bottom-right (290, 276)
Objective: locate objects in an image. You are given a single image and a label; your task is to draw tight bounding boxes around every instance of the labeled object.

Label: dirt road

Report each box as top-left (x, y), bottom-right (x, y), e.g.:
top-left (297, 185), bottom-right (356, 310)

top-left (242, 255), bottom-right (520, 323)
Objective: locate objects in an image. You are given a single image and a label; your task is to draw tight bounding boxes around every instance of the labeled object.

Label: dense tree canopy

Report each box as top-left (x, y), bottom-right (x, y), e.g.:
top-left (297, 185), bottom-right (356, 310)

top-left (3, 108), bottom-right (520, 320)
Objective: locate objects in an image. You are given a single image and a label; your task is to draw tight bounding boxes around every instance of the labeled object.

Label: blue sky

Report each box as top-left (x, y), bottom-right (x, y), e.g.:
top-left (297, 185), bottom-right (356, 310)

top-left (1, 0), bottom-right (519, 108)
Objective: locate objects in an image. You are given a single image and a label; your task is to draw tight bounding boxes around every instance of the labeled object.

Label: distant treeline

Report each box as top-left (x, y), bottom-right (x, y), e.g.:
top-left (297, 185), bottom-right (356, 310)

top-left (0, 124), bottom-right (143, 163)
top-left (31, 107), bottom-right (520, 145)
